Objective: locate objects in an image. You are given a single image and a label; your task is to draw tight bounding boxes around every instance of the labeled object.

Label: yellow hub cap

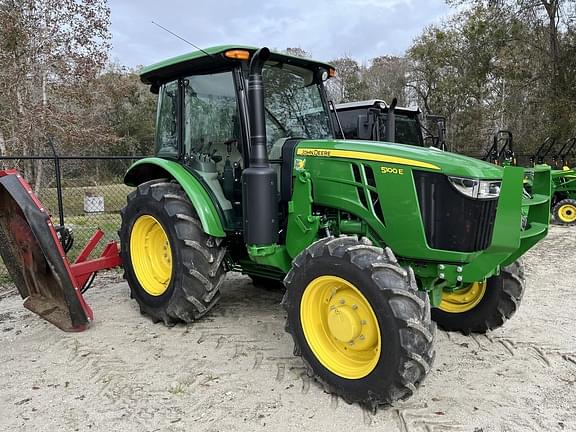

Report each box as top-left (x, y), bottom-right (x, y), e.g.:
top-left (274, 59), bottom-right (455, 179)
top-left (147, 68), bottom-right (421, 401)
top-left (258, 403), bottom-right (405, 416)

top-left (300, 276), bottom-right (381, 379)
top-left (558, 204), bottom-right (576, 223)
top-left (130, 215), bottom-right (173, 296)
top-left (438, 282), bottom-right (486, 313)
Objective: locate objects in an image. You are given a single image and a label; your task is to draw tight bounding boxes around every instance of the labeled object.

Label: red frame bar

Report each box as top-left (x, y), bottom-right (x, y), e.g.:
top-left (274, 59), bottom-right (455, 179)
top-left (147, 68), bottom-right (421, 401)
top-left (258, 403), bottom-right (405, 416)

top-left (70, 241), bottom-right (122, 288)
top-left (74, 229), bottom-right (105, 264)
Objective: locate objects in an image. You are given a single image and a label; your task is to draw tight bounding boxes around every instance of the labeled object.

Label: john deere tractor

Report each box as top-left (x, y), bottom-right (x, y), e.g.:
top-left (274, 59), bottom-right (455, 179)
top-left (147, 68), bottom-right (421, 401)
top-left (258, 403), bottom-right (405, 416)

top-left (527, 137), bottom-right (576, 225)
top-left (331, 98), bottom-right (448, 150)
top-left (117, 46), bottom-right (551, 407)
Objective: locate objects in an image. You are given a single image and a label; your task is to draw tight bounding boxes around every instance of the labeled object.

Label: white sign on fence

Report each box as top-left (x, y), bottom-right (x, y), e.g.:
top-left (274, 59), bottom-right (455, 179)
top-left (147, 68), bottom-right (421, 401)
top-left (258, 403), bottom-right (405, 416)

top-left (84, 194), bottom-right (105, 213)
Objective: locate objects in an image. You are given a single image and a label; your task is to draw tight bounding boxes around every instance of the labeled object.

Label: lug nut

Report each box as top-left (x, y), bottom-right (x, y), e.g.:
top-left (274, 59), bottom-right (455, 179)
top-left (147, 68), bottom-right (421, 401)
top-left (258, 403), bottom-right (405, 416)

top-left (352, 304), bottom-right (358, 310)
top-left (339, 299), bottom-right (346, 305)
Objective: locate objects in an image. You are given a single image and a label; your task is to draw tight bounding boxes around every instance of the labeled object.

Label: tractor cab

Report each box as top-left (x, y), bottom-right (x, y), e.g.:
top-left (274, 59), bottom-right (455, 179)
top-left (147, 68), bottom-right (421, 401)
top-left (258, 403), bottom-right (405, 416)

top-left (135, 46), bottom-right (336, 231)
top-left (332, 99), bottom-right (425, 146)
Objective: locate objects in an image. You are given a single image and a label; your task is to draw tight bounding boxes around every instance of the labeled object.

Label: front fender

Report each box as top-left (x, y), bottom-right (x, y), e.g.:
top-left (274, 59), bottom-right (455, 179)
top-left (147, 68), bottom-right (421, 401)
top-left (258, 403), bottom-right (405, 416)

top-left (124, 158), bottom-right (226, 237)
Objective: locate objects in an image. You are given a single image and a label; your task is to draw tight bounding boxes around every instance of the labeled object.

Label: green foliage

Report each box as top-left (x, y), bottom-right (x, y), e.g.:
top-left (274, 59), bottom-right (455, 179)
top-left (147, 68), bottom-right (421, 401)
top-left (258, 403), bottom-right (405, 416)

top-left (407, 1), bottom-right (576, 156)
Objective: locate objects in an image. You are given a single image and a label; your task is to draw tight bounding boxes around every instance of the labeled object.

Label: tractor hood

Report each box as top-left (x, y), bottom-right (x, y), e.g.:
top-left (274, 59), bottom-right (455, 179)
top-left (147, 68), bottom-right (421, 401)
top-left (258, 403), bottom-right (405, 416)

top-left (296, 139), bottom-right (504, 179)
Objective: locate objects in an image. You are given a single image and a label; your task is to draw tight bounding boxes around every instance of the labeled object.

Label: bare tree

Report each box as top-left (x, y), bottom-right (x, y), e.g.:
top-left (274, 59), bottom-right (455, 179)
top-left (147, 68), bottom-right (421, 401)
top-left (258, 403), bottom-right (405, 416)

top-left (0, 0), bottom-right (111, 189)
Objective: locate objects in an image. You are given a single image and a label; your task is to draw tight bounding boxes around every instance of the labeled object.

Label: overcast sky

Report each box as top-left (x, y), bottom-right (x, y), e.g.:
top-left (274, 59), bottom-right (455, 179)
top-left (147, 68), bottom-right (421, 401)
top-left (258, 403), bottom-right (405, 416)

top-left (109, 0), bottom-right (451, 68)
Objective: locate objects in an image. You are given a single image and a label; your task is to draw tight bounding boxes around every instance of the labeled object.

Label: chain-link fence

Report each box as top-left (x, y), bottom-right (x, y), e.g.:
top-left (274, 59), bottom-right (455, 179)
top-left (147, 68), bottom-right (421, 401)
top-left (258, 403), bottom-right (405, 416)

top-left (0, 155), bottom-right (143, 293)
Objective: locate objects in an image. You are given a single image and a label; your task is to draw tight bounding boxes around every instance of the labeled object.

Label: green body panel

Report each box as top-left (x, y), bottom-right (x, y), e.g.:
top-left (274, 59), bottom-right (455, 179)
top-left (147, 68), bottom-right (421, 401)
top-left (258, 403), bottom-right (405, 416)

top-left (285, 171), bottom-right (321, 258)
top-left (246, 244), bottom-right (292, 273)
top-left (294, 139), bottom-right (503, 263)
top-left (551, 168), bottom-right (576, 200)
top-left (276, 140), bottom-right (551, 297)
top-left (124, 158), bottom-right (226, 237)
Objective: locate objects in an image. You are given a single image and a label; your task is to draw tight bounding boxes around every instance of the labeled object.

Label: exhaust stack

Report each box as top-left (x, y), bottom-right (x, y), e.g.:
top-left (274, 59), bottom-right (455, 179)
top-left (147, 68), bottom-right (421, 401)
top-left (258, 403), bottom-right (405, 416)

top-left (385, 97), bottom-right (398, 143)
top-left (242, 47), bottom-right (279, 246)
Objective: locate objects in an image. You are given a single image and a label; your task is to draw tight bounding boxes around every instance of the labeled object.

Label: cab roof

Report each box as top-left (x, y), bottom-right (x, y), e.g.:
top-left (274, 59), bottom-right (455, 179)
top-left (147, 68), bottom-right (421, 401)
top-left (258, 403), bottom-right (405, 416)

top-left (140, 45), bottom-right (334, 86)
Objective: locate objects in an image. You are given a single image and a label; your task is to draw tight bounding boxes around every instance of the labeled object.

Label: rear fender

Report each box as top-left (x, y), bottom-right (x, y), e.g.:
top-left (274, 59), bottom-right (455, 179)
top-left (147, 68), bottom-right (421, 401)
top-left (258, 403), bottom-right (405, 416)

top-left (124, 158), bottom-right (226, 237)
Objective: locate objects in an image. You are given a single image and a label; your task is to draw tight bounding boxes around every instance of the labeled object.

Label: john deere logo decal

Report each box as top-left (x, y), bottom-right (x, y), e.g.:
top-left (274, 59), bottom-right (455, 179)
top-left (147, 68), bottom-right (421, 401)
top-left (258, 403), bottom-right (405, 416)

top-left (297, 149), bottom-right (331, 157)
top-left (295, 158), bottom-right (306, 170)
top-left (295, 148), bottom-right (440, 171)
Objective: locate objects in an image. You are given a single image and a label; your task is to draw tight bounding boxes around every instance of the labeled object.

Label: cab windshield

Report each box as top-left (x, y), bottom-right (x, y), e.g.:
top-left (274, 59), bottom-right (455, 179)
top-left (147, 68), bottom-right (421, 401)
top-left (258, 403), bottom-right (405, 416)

top-left (260, 62), bottom-right (333, 151)
top-left (378, 113), bottom-right (423, 146)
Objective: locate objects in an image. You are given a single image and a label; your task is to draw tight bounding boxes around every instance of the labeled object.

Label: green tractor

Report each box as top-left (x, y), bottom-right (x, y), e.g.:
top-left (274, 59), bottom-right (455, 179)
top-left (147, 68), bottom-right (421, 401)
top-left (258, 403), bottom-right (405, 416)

top-left (528, 137), bottom-right (576, 225)
top-left (116, 46), bottom-right (551, 406)
top-left (482, 130), bottom-right (516, 167)
top-left (331, 98), bottom-right (447, 150)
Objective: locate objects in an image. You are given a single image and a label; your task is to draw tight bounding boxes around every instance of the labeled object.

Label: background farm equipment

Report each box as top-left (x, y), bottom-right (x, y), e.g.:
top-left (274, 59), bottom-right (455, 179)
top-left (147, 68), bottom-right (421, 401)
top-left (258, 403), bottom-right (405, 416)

top-left (482, 130), bottom-right (515, 166)
top-left (525, 137), bottom-right (576, 225)
top-left (0, 169), bottom-right (122, 331)
top-left (331, 99), bottom-right (425, 146)
top-left (331, 98), bottom-right (448, 150)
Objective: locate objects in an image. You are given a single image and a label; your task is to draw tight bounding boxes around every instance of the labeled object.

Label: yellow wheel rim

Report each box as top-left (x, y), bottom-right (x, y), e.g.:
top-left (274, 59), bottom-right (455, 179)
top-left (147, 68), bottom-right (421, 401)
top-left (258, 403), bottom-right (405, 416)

top-left (130, 215), bottom-right (173, 296)
top-left (558, 204), bottom-right (576, 223)
top-left (438, 282), bottom-right (486, 313)
top-left (300, 276), bottom-right (381, 379)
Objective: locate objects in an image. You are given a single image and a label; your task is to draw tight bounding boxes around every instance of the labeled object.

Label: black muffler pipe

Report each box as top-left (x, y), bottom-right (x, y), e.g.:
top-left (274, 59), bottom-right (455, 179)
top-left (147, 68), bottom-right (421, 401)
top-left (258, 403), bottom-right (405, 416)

top-left (385, 97), bottom-right (398, 143)
top-left (242, 47), bottom-right (279, 246)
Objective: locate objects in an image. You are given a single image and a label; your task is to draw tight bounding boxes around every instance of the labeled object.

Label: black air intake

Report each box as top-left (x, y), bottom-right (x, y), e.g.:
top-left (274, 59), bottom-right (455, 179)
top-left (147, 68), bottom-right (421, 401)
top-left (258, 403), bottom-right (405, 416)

top-left (413, 171), bottom-right (498, 252)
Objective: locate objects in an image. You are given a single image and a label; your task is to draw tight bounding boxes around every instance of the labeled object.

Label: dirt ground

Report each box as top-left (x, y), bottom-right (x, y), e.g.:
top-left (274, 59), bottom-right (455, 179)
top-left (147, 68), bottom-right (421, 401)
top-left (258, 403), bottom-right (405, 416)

top-left (0, 226), bottom-right (575, 432)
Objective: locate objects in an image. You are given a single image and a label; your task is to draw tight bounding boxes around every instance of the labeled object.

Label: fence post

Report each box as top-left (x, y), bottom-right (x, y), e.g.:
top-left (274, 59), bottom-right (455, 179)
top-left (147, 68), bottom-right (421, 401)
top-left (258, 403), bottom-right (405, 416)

top-left (46, 137), bottom-right (65, 228)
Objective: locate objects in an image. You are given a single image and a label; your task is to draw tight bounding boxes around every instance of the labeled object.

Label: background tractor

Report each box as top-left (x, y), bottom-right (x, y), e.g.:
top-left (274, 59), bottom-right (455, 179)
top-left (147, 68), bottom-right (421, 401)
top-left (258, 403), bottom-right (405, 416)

top-left (331, 98), bottom-right (447, 150)
top-left (527, 137), bottom-right (576, 225)
top-left (482, 130), bottom-right (516, 166)
top-left (0, 46), bottom-right (552, 408)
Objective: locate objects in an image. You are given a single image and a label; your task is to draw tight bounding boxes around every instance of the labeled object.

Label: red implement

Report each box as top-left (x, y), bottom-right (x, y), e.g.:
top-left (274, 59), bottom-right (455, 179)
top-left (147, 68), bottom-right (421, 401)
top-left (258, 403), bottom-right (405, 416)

top-left (0, 170), bottom-right (122, 331)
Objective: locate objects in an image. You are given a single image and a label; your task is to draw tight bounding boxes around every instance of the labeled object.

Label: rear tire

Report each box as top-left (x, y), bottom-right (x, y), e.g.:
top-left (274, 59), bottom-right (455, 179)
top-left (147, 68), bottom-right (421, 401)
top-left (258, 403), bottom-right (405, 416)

top-left (432, 260), bottom-right (525, 334)
top-left (283, 236), bottom-right (435, 407)
top-left (119, 179), bottom-right (226, 325)
top-left (553, 198), bottom-right (576, 225)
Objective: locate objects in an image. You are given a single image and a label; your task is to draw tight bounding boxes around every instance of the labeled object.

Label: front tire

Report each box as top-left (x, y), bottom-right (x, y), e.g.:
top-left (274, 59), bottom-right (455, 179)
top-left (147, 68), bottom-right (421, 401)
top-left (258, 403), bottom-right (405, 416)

top-left (553, 198), bottom-right (576, 225)
top-left (282, 236), bottom-right (435, 407)
top-left (432, 260), bottom-right (525, 334)
top-left (119, 179), bottom-right (226, 325)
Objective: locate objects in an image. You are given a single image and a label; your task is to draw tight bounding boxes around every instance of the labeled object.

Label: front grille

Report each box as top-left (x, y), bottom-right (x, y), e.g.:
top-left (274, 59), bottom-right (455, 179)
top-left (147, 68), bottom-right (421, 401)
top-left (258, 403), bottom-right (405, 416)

top-left (413, 171), bottom-right (498, 252)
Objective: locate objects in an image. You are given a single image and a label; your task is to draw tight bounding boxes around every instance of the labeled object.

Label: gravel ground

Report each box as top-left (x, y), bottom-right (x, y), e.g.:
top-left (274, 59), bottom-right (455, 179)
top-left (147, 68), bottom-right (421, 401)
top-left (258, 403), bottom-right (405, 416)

top-left (0, 225), bottom-right (575, 432)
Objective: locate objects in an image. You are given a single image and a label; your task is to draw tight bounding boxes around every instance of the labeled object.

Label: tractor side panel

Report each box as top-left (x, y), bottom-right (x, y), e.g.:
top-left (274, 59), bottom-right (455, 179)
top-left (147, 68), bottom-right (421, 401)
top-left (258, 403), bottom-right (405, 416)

top-left (303, 155), bottom-right (477, 263)
top-left (124, 158), bottom-right (226, 237)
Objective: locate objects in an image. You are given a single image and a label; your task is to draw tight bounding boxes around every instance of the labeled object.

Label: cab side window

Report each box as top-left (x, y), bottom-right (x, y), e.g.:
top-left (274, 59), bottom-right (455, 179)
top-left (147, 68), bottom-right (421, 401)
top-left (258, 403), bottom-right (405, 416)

top-left (155, 80), bottom-right (179, 157)
top-left (183, 71), bottom-right (240, 161)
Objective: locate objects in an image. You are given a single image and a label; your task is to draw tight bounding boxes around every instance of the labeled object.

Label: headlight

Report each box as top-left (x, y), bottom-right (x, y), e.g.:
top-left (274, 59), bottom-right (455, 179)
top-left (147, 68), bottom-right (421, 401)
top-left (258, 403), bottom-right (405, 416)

top-left (448, 176), bottom-right (501, 199)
